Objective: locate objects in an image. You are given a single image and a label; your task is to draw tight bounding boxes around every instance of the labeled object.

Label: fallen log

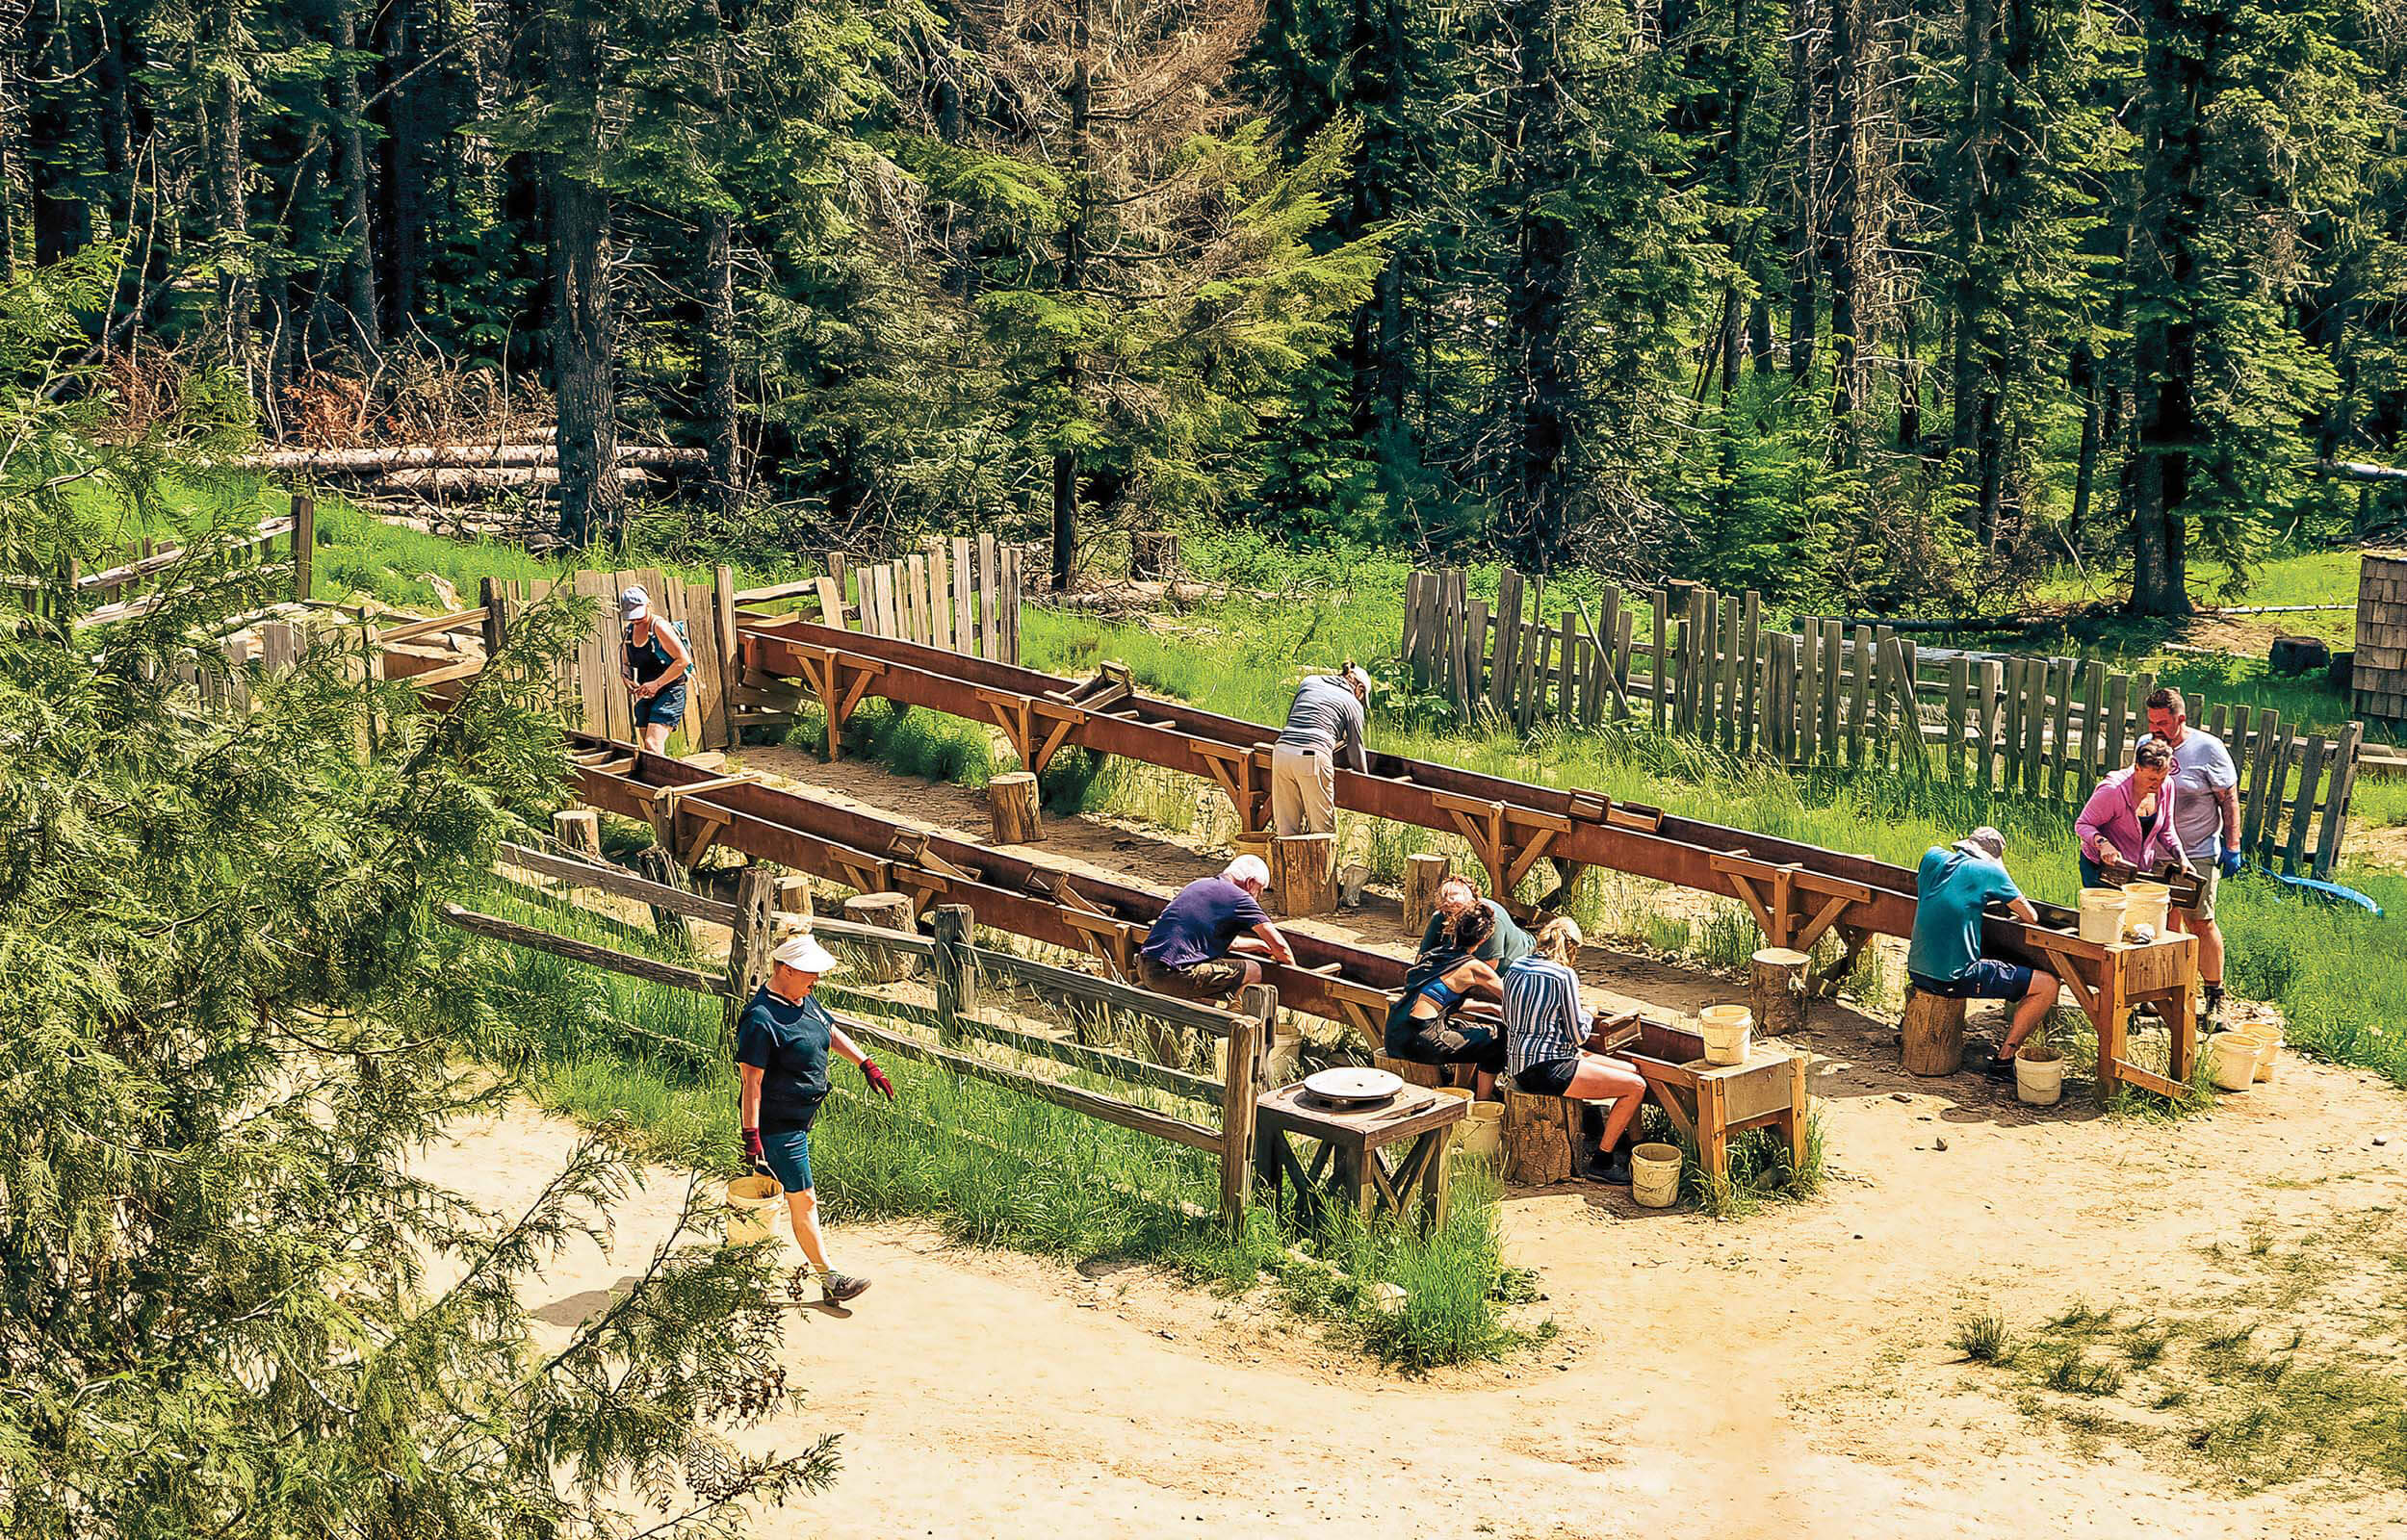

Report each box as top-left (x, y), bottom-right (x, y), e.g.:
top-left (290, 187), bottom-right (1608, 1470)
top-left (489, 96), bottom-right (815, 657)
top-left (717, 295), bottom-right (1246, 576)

top-left (382, 466), bottom-right (663, 493)
top-left (244, 442), bottom-right (703, 474)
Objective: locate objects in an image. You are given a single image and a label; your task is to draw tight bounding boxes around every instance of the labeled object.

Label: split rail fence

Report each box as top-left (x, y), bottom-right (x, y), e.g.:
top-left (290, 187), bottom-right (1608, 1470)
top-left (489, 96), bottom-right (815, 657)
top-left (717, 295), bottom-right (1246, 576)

top-left (1403, 567), bottom-right (2366, 878)
top-left (10, 497), bottom-right (316, 623)
top-left (457, 847), bottom-right (1269, 1227)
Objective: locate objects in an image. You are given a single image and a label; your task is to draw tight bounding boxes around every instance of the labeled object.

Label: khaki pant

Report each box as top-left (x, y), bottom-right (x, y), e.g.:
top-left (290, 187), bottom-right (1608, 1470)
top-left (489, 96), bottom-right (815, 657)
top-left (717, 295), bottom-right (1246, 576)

top-left (1270, 746), bottom-right (1336, 836)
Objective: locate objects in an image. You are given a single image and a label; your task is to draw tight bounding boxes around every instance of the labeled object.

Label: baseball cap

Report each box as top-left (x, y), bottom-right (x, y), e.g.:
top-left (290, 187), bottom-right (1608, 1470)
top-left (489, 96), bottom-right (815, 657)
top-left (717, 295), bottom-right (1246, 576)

top-left (618, 585), bottom-right (650, 619)
top-left (1954, 826), bottom-right (2006, 861)
top-left (1341, 664), bottom-right (1374, 699)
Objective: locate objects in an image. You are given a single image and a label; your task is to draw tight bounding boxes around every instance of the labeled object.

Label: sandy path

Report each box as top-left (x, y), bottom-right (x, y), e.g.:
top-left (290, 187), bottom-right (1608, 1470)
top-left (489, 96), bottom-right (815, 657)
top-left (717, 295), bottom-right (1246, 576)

top-left (458, 745), bottom-right (2407, 1538)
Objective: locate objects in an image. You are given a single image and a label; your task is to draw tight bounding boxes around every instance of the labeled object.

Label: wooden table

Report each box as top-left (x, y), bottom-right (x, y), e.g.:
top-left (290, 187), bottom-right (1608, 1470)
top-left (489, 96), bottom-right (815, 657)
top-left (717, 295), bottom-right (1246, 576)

top-left (2010, 928), bottom-right (2199, 1102)
top-left (1619, 1024), bottom-right (1810, 1183)
top-left (1252, 1083), bottom-right (1466, 1232)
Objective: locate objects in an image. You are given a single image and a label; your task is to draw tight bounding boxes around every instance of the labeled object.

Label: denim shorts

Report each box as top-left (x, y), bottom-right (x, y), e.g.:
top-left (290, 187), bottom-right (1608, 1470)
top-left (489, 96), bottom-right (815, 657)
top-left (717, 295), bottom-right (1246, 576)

top-left (761, 1126), bottom-right (815, 1194)
top-left (635, 680), bottom-right (687, 729)
top-left (1910, 960), bottom-right (2034, 1001)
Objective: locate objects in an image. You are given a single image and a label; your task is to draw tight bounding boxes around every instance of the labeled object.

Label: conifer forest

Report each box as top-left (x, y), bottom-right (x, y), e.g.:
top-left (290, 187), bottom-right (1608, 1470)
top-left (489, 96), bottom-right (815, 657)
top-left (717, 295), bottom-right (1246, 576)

top-left (7, 0), bottom-right (2404, 608)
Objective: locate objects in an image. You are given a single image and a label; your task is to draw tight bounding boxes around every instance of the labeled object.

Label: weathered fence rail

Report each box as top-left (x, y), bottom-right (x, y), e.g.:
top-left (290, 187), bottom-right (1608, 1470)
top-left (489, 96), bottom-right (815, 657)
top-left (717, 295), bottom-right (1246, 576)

top-left (794, 537), bottom-right (1023, 665)
top-left (458, 848), bottom-right (1267, 1227)
top-left (1403, 566), bottom-right (2367, 877)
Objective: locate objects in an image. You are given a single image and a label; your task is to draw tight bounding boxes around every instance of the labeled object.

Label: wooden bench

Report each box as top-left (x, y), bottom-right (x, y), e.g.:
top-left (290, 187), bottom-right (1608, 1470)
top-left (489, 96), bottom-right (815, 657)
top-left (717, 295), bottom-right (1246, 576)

top-left (1622, 1020), bottom-right (1809, 1184)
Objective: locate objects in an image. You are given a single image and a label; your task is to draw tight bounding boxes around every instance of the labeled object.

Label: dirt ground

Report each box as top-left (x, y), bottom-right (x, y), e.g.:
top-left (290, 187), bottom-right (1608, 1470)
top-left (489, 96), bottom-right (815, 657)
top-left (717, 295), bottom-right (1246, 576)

top-left (453, 747), bottom-right (2407, 1539)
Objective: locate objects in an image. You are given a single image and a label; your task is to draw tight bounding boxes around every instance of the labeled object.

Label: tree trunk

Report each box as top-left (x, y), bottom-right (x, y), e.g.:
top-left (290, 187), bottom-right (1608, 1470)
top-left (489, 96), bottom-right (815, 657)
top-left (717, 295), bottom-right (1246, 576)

top-left (1825, 0), bottom-right (1863, 453)
top-left (0, 0), bottom-right (25, 280)
top-left (2069, 339), bottom-right (2100, 547)
top-left (699, 211), bottom-right (742, 520)
top-left (548, 0), bottom-right (621, 548)
top-left (1051, 0), bottom-right (1092, 593)
top-left (1747, 295), bottom-right (1774, 377)
top-left (206, 1), bottom-right (254, 396)
top-left (2126, 0), bottom-right (2204, 617)
top-left (1786, 0), bottom-right (1819, 383)
top-left (330, 0), bottom-right (381, 366)
top-left (1500, 0), bottom-right (1576, 571)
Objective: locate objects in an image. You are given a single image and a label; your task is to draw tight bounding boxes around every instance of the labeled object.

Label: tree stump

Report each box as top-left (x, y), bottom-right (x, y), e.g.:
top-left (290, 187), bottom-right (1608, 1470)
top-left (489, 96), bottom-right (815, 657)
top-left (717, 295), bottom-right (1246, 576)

top-left (1274, 834), bottom-right (1336, 917)
top-left (1750, 946), bottom-right (1811, 1038)
top-left (1131, 529), bottom-right (1180, 580)
top-left (841, 892), bottom-right (920, 983)
top-left (1502, 1088), bottom-right (1578, 1187)
top-left (630, 846), bottom-right (694, 950)
top-left (988, 771), bottom-right (1042, 844)
top-left (773, 874), bottom-right (814, 925)
top-left (554, 808), bottom-right (603, 860)
top-left (1373, 1052), bottom-right (1447, 1091)
top-left (1403, 853), bottom-right (1450, 937)
top-left (1902, 988), bottom-right (1968, 1076)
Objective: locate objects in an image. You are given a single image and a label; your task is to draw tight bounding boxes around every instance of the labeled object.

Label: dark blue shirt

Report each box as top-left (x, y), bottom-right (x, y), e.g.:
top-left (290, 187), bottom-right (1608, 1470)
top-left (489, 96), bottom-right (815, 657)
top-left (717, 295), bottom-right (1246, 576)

top-left (736, 984), bottom-right (833, 1133)
top-left (1140, 877), bottom-right (1270, 970)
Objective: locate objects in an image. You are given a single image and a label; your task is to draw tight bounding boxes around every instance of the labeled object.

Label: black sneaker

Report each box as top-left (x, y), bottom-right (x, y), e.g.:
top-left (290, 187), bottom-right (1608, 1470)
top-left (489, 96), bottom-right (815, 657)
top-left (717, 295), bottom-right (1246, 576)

top-left (1584, 1150), bottom-right (1633, 1186)
top-left (820, 1271), bottom-right (871, 1303)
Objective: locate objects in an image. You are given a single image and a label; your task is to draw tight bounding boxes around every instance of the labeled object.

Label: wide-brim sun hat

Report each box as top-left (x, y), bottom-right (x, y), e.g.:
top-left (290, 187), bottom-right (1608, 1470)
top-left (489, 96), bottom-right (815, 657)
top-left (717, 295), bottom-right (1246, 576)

top-left (771, 933), bottom-right (838, 974)
top-left (1954, 826), bottom-right (2006, 860)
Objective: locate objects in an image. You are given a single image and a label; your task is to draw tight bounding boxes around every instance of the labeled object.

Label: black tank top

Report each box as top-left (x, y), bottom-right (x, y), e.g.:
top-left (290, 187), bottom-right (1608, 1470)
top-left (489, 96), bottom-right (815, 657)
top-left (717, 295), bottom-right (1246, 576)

top-left (624, 628), bottom-right (675, 684)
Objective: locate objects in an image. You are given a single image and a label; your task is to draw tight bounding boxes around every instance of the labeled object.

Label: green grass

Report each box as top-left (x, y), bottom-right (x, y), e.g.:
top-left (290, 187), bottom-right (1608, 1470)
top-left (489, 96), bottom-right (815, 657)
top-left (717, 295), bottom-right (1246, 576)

top-left (450, 872), bottom-right (1535, 1370)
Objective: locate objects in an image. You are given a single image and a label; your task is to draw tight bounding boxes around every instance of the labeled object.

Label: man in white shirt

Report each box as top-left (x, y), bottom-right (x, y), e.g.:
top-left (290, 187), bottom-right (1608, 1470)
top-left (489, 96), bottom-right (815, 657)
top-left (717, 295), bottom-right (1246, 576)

top-left (2143, 687), bottom-right (2242, 1022)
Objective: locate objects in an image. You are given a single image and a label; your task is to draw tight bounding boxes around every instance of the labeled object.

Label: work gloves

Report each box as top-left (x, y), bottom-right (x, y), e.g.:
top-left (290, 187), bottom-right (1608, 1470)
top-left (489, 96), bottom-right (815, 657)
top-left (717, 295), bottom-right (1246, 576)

top-left (2220, 846), bottom-right (2245, 879)
top-left (861, 1060), bottom-right (895, 1100)
top-left (742, 1127), bottom-right (765, 1168)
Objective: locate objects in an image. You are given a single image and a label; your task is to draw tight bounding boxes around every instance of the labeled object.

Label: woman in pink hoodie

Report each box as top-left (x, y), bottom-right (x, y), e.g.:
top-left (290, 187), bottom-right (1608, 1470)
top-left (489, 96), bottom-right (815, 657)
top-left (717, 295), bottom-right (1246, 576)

top-left (2076, 739), bottom-right (2195, 886)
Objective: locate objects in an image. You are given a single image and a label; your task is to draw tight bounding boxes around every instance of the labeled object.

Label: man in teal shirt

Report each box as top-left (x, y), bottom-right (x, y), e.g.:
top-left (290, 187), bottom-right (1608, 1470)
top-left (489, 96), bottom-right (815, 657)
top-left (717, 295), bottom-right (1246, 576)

top-left (1907, 826), bottom-right (2060, 1079)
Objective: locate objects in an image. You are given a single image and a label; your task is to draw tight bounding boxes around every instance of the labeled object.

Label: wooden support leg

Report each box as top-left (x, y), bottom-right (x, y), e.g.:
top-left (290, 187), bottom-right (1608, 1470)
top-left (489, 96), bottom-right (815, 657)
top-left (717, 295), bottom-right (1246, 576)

top-left (2093, 968), bottom-right (2129, 1105)
top-left (1697, 1079), bottom-right (1730, 1183)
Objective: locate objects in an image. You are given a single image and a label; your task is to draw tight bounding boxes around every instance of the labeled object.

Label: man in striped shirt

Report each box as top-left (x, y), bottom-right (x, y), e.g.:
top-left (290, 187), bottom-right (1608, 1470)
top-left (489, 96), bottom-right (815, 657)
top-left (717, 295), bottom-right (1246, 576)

top-left (1503, 918), bottom-right (1648, 1185)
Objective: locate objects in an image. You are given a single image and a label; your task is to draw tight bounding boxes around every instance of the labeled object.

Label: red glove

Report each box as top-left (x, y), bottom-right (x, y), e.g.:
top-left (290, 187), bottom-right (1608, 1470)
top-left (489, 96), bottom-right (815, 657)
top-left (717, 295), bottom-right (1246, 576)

top-left (741, 1127), bottom-right (765, 1167)
top-left (860, 1060), bottom-right (895, 1100)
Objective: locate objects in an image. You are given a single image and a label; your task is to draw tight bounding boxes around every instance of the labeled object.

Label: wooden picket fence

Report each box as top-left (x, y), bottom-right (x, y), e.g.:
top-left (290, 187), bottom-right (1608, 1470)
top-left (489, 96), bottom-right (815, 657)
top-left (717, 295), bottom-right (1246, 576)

top-left (1402, 567), bottom-right (2368, 878)
top-left (815, 536), bottom-right (1022, 664)
top-left (482, 566), bottom-right (740, 751)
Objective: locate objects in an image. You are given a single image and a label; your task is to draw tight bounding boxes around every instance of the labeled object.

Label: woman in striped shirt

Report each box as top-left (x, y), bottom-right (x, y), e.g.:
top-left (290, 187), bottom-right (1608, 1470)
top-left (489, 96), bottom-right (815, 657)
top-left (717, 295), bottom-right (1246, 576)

top-left (1503, 919), bottom-right (1648, 1185)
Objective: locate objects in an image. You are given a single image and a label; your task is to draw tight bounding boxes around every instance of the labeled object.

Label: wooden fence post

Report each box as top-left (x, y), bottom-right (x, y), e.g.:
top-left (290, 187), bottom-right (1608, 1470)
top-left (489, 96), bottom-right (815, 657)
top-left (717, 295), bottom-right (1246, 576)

top-left (722, 867), bottom-right (777, 1116)
top-left (931, 903), bottom-right (975, 1048)
top-left (1221, 984), bottom-right (1273, 1229)
top-left (291, 494), bottom-right (315, 603)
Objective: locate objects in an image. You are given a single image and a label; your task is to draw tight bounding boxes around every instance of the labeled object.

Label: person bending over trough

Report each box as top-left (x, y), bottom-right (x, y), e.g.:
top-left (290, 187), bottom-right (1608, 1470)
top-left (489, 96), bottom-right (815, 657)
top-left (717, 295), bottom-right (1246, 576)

top-left (1906, 826), bottom-right (2060, 1080)
top-left (1136, 855), bottom-right (1296, 1001)
top-left (2075, 738), bottom-right (2195, 888)
top-left (1384, 901), bottom-right (1508, 1096)
top-left (1411, 875), bottom-right (1534, 984)
top-left (1504, 918), bottom-right (1649, 1185)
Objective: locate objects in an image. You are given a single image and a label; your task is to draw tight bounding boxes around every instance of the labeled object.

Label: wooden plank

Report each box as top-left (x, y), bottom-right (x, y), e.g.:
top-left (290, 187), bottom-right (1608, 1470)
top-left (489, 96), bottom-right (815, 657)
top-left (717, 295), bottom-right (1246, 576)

top-left (2078, 662), bottom-right (2107, 789)
top-left (1003, 545), bottom-right (1023, 664)
top-left (1740, 591), bottom-right (1762, 755)
top-left (927, 541), bottom-right (954, 652)
top-left (1560, 607), bottom-right (1579, 728)
top-left (1846, 624), bottom-right (1873, 766)
top-left (438, 903), bottom-right (722, 994)
top-left (1943, 657), bottom-right (1969, 781)
top-left (975, 533), bottom-right (999, 658)
top-left (2048, 657), bottom-right (2075, 799)
top-left (951, 536), bottom-right (975, 654)
top-left (814, 575), bottom-right (844, 629)
top-left (1718, 593), bottom-right (1741, 752)
top-left (687, 578), bottom-right (729, 749)
top-left (2281, 734), bottom-right (2328, 876)
top-left (2020, 658), bottom-right (2047, 796)
top-left (2314, 722), bottom-right (2364, 876)
top-left (1491, 569), bottom-right (1524, 717)
top-left (1651, 588), bottom-right (1669, 732)
top-left (1799, 621), bottom-right (1822, 763)
top-left (2245, 717), bottom-right (2294, 861)
top-left (497, 842), bottom-right (741, 925)
top-left (1821, 619), bottom-right (1844, 754)
top-left (1463, 599), bottom-right (1490, 712)
top-left (835, 1014), bottom-right (1224, 1154)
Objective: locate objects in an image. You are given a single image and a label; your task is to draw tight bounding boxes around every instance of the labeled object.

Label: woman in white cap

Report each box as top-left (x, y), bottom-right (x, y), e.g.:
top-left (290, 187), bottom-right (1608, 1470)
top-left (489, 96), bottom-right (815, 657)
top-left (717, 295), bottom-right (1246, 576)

top-left (618, 585), bottom-right (691, 754)
top-left (737, 930), bottom-right (895, 1303)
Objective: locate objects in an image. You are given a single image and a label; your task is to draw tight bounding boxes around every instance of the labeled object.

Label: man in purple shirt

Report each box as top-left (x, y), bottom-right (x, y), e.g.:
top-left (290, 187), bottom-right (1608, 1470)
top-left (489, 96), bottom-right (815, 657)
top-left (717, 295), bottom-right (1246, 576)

top-left (1137, 856), bottom-right (1296, 1000)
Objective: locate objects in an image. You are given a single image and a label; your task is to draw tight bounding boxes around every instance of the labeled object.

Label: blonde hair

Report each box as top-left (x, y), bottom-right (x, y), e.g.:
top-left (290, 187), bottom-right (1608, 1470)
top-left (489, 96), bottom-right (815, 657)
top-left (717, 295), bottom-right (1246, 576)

top-left (1534, 916), bottom-right (1582, 964)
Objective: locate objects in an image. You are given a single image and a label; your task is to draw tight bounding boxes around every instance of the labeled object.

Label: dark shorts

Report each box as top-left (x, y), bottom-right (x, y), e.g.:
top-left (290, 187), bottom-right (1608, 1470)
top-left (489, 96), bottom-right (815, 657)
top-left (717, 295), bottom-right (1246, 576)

top-left (1138, 955), bottom-right (1248, 1001)
top-left (2078, 856), bottom-right (2108, 888)
top-left (1514, 1058), bottom-right (1581, 1097)
top-left (761, 1125), bottom-right (815, 1194)
top-left (1385, 1019), bottom-right (1506, 1074)
top-left (1911, 961), bottom-right (2034, 1001)
top-left (635, 680), bottom-right (687, 729)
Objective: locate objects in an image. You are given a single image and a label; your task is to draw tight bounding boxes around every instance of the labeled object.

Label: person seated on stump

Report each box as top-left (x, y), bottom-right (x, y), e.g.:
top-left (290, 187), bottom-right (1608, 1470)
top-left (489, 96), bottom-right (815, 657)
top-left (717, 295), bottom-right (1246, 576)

top-left (1503, 918), bottom-right (1649, 1185)
top-left (1137, 855), bottom-right (1295, 1001)
top-left (1906, 825), bottom-right (2059, 1079)
top-left (1411, 875), bottom-right (1534, 986)
top-left (1384, 901), bottom-right (1508, 1096)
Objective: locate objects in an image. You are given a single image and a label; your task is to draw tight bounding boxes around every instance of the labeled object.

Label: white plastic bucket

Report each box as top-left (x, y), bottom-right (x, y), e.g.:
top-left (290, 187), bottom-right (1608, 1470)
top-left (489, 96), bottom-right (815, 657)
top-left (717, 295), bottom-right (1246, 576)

top-left (2207, 1032), bottom-right (2257, 1093)
top-left (2123, 882), bottom-right (2173, 937)
top-left (2015, 1045), bottom-right (2065, 1106)
top-left (1630, 1142), bottom-right (1683, 1209)
top-left (2230, 1022), bottom-right (2283, 1084)
top-left (2078, 887), bottom-right (2128, 944)
top-left (1460, 1100), bottom-right (1506, 1162)
top-left (1699, 1004), bottom-right (1753, 1066)
top-left (726, 1173), bottom-right (785, 1245)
